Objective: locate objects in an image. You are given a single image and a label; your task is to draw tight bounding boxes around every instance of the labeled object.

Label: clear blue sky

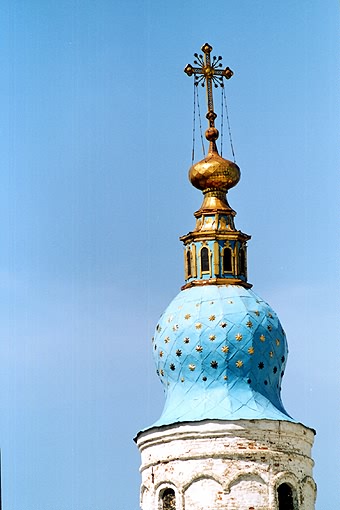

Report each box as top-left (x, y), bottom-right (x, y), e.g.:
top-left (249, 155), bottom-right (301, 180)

top-left (0, 1), bottom-right (338, 509)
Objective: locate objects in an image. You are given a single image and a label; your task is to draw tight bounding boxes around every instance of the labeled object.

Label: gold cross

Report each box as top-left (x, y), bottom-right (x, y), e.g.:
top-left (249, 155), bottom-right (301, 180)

top-left (184, 43), bottom-right (233, 129)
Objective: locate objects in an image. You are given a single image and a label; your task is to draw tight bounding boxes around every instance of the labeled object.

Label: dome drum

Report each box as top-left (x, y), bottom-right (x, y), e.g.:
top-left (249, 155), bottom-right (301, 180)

top-left (181, 237), bottom-right (250, 289)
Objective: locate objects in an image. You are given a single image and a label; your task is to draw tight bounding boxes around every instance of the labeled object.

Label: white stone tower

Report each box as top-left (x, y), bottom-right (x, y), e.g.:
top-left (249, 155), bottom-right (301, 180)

top-left (135, 43), bottom-right (316, 510)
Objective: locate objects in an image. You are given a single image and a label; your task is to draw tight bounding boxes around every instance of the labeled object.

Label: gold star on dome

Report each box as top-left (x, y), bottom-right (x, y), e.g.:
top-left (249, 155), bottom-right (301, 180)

top-left (268, 312), bottom-right (273, 318)
top-left (184, 337), bottom-right (190, 343)
top-left (269, 351), bottom-right (274, 358)
top-left (181, 377), bottom-right (185, 382)
top-left (267, 325), bottom-right (272, 331)
top-left (235, 333), bottom-right (243, 341)
top-left (189, 364), bottom-right (196, 371)
top-left (228, 300), bottom-right (233, 304)
top-left (160, 369), bottom-right (164, 376)
top-left (260, 334), bottom-right (265, 342)
top-left (220, 322), bottom-right (227, 328)
top-left (196, 345), bottom-right (203, 352)
top-left (167, 315), bottom-right (173, 323)
top-left (184, 313), bottom-right (191, 320)
top-left (236, 360), bottom-right (243, 368)
top-left (159, 350), bottom-right (164, 357)
top-left (176, 349), bottom-right (182, 357)
top-left (255, 311), bottom-right (260, 316)
top-left (276, 338), bottom-right (280, 346)
top-left (195, 303), bottom-right (200, 307)
top-left (223, 375), bottom-right (228, 380)
top-left (209, 335), bottom-right (216, 341)
top-left (195, 323), bottom-right (202, 329)
top-left (172, 324), bottom-right (179, 331)
top-left (164, 336), bottom-right (170, 343)
top-left (221, 345), bottom-right (229, 353)
top-left (246, 320), bottom-right (253, 328)
top-left (248, 346), bottom-right (254, 355)
top-left (210, 301), bottom-right (214, 305)
top-left (209, 315), bottom-right (216, 321)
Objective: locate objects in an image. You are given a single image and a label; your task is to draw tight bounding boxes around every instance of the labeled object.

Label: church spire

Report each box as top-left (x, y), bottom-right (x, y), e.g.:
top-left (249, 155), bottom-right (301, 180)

top-left (136, 44), bottom-right (316, 510)
top-left (181, 43), bottom-right (251, 290)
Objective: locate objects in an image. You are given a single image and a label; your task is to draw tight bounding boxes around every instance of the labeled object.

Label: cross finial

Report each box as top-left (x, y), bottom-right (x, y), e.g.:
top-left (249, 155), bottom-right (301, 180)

top-left (184, 43), bottom-right (233, 148)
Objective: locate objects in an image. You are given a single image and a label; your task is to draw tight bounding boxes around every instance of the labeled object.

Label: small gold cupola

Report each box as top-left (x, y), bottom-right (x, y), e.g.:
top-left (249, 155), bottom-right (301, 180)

top-left (181, 43), bottom-right (251, 290)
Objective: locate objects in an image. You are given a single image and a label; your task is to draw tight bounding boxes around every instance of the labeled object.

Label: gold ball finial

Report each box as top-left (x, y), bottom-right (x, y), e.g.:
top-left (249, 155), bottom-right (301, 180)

top-left (205, 127), bottom-right (219, 141)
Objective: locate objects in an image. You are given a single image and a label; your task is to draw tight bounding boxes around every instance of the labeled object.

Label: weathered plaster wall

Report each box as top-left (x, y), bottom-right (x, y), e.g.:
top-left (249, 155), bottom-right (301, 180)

top-left (136, 420), bottom-right (316, 510)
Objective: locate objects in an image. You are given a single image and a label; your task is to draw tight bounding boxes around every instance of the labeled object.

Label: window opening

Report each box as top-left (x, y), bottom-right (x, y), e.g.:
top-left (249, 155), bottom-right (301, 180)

top-left (162, 488), bottom-right (176, 510)
top-left (277, 483), bottom-right (295, 510)
top-left (201, 247), bottom-right (209, 273)
top-left (186, 250), bottom-right (192, 278)
top-left (239, 247), bottom-right (246, 276)
top-left (223, 247), bottom-right (232, 272)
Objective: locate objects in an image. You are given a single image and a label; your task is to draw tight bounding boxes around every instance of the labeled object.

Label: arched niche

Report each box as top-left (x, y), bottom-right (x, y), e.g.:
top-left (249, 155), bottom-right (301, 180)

top-left (159, 487), bottom-right (176, 510)
top-left (277, 482), bottom-right (297, 509)
top-left (227, 473), bottom-right (267, 508)
top-left (184, 477), bottom-right (224, 510)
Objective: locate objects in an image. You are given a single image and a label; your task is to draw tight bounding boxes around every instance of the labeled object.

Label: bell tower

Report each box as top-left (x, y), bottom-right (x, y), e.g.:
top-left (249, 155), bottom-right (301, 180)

top-left (135, 43), bottom-right (316, 510)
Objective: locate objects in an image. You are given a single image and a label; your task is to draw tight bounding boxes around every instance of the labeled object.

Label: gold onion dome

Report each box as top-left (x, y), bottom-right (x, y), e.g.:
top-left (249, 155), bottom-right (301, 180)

top-left (189, 127), bottom-right (240, 193)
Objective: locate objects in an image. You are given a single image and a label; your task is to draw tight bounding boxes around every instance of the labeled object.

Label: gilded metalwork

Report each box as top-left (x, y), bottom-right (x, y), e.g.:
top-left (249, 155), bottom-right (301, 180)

top-left (181, 277), bottom-right (252, 291)
top-left (213, 241), bottom-right (219, 276)
top-left (184, 43), bottom-right (233, 131)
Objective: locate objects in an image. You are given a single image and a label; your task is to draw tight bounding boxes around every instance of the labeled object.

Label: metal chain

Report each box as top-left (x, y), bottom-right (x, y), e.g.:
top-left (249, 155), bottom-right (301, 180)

top-left (192, 79), bottom-right (196, 165)
top-left (220, 86), bottom-right (224, 157)
top-left (223, 87), bottom-right (236, 162)
top-left (196, 83), bottom-right (206, 157)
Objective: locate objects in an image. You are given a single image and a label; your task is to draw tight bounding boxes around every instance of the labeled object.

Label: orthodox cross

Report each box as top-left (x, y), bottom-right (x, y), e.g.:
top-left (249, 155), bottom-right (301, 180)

top-left (184, 43), bottom-right (233, 129)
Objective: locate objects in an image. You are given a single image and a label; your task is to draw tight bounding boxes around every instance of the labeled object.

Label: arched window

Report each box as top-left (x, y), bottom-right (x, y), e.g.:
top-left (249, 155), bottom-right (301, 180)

top-left (162, 488), bottom-right (176, 510)
top-left (186, 250), bottom-right (192, 278)
top-left (277, 483), bottom-right (295, 510)
top-left (223, 247), bottom-right (232, 273)
top-left (239, 247), bottom-right (246, 276)
top-left (201, 247), bottom-right (210, 273)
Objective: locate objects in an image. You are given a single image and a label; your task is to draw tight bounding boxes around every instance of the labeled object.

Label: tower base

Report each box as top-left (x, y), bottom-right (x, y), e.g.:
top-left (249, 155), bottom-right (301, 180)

top-left (136, 419), bottom-right (316, 510)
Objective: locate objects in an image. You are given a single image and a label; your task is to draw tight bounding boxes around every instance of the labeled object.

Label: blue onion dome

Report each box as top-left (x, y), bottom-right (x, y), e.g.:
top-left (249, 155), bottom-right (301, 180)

top-left (150, 285), bottom-right (294, 428)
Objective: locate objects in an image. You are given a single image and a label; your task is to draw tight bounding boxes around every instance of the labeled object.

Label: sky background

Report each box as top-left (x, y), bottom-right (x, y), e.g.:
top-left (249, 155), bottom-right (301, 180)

top-left (0, 1), bottom-right (338, 509)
